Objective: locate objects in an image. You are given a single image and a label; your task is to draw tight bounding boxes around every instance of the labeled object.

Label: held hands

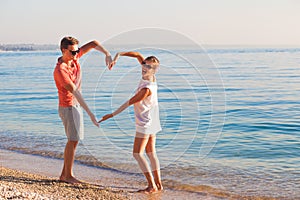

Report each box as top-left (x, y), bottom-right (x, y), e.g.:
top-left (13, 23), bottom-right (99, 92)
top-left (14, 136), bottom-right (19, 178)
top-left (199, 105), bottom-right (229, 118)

top-left (108, 53), bottom-right (120, 70)
top-left (98, 113), bottom-right (113, 123)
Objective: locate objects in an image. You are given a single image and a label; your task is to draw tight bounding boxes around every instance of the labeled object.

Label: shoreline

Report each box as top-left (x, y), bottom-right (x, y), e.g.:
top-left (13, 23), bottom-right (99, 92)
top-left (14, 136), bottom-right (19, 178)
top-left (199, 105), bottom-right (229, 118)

top-left (0, 148), bottom-right (286, 200)
top-left (0, 148), bottom-right (287, 199)
top-left (0, 149), bottom-right (219, 199)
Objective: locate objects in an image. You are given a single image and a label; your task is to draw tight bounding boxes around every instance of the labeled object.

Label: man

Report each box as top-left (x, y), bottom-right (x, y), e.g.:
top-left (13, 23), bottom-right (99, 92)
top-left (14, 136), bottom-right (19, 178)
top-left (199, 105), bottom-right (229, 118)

top-left (53, 36), bottom-right (112, 183)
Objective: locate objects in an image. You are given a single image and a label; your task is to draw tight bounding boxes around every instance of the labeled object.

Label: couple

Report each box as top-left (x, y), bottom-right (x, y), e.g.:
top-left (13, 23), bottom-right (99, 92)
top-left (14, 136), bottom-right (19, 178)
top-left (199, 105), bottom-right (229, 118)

top-left (53, 36), bottom-right (163, 193)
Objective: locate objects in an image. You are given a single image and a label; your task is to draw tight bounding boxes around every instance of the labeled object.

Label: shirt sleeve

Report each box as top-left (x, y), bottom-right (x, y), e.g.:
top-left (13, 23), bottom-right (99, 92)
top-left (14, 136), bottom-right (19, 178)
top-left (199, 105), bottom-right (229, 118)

top-left (54, 64), bottom-right (72, 87)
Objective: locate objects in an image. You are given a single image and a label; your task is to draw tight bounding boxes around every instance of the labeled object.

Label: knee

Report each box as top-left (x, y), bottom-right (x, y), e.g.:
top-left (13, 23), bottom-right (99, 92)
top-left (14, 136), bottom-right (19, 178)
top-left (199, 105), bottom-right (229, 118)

top-left (146, 151), bottom-right (157, 159)
top-left (133, 152), bottom-right (143, 160)
top-left (68, 140), bottom-right (78, 147)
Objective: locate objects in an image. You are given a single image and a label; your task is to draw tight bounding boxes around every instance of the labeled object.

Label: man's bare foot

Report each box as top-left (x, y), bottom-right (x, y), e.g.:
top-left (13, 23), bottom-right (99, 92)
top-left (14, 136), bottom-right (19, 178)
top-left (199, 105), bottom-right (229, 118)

top-left (59, 176), bottom-right (82, 184)
top-left (137, 186), bottom-right (158, 194)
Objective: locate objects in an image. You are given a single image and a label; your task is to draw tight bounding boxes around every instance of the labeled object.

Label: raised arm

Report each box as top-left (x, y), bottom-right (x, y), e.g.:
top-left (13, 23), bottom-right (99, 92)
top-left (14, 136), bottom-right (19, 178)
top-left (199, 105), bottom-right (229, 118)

top-left (98, 88), bottom-right (151, 123)
top-left (80, 40), bottom-right (112, 68)
top-left (109, 51), bottom-right (145, 69)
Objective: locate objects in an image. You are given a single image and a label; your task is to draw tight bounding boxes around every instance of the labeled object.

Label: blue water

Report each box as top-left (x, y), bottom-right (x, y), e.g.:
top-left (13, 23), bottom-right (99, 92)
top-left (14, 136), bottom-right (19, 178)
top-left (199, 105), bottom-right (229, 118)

top-left (0, 46), bottom-right (299, 199)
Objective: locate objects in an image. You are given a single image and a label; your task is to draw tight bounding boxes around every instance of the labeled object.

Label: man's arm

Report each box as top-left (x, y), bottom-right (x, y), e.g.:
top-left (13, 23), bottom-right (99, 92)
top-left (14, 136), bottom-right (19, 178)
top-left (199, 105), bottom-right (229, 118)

top-left (99, 88), bottom-right (151, 123)
top-left (80, 40), bottom-right (112, 67)
top-left (64, 82), bottom-right (99, 127)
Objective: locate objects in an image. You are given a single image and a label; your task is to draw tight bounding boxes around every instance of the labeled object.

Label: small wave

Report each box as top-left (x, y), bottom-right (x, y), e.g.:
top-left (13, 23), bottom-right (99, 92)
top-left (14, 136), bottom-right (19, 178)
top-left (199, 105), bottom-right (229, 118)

top-left (163, 179), bottom-right (280, 200)
top-left (2, 146), bottom-right (111, 170)
top-left (0, 72), bottom-right (11, 76)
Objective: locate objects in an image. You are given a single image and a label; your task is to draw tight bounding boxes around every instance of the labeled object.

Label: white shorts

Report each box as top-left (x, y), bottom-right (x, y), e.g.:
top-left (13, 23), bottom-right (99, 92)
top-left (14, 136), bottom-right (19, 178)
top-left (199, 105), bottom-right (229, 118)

top-left (135, 132), bottom-right (156, 139)
top-left (59, 105), bottom-right (84, 141)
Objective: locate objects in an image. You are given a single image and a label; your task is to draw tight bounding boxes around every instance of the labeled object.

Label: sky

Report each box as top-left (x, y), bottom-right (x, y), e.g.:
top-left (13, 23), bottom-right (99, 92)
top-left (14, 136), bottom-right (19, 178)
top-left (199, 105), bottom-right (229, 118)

top-left (1, 0), bottom-right (300, 45)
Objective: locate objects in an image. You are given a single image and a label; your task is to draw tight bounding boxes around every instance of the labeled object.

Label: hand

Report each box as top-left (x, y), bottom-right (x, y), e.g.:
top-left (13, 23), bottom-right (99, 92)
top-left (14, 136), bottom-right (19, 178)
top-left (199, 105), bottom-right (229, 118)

top-left (108, 53), bottom-right (120, 70)
top-left (108, 60), bottom-right (116, 70)
top-left (105, 55), bottom-right (113, 69)
top-left (98, 113), bottom-right (113, 123)
top-left (89, 113), bottom-right (99, 127)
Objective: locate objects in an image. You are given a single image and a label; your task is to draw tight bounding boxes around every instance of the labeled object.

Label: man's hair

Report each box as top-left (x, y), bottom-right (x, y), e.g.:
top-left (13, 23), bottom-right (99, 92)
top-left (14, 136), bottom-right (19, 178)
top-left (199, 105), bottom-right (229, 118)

top-left (60, 36), bottom-right (79, 51)
top-left (144, 56), bottom-right (160, 64)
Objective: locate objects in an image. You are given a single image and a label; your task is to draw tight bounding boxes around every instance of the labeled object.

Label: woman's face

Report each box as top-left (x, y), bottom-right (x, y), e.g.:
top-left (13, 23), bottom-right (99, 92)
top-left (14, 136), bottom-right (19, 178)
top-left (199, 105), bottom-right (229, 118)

top-left (141, 61), bottom-right (156, 78)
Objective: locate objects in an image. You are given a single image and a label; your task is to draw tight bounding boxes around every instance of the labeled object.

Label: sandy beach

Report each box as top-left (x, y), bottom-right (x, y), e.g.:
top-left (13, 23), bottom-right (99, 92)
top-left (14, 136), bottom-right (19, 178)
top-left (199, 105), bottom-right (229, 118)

top-left (0, 166), bottom-right (129, 200)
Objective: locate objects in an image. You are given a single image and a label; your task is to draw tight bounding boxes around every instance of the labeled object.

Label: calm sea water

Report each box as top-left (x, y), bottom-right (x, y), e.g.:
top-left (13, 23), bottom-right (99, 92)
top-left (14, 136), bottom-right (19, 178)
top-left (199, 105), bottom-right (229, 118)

top-left (0, 46), bottom-right (299, 199)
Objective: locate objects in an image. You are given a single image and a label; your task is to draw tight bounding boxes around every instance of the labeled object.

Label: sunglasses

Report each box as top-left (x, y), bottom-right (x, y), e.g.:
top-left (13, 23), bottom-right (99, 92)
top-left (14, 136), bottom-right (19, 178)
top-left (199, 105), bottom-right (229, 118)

top-left (141, 61), bottom-right (157, 69)
top-left (68, 48), bottom-right (80, 56)
top-left (142, 64), bottom-right (153, 69)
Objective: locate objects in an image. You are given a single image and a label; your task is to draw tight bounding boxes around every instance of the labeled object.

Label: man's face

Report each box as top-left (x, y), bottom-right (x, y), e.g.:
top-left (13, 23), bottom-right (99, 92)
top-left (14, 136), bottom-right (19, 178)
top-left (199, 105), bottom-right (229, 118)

top-left (63, 44), bottom-right (79, 61)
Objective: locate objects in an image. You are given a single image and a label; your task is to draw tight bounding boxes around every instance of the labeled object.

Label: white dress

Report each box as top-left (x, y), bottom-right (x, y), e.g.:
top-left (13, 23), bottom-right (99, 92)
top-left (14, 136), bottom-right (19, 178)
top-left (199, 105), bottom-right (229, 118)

top-left (134, 78), bottom-right (162, 134)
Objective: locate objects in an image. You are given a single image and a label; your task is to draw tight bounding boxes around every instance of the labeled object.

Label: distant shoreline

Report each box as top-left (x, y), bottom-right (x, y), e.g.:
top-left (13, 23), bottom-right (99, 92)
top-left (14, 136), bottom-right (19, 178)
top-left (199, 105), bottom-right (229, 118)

top-left (0, 44), bottom-right (59, 51)
top-left (1, 43), bottom-right (299, 52)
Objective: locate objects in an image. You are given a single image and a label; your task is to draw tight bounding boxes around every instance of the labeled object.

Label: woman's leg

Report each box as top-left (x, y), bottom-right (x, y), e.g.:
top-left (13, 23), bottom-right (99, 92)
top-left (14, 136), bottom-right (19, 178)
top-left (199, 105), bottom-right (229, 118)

top-left (146, 134), bottom-right (163, 191)
top-left (133, 132), bottom-right (157, 193)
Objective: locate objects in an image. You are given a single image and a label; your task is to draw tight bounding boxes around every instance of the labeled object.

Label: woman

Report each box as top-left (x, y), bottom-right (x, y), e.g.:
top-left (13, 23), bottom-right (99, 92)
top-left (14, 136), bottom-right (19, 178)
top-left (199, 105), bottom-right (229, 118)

top-left (99, 52), bottom-right (163, 193)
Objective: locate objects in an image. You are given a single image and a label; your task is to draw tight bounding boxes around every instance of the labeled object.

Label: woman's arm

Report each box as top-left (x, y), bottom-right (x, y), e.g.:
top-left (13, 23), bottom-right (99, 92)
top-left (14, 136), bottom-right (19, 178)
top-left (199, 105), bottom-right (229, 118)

top-left (98, 88), bottom-right (151, 123)
top-left (109, 51), bottom-right (145, 69)
top-left (118, 52), bottom-right (144, 64)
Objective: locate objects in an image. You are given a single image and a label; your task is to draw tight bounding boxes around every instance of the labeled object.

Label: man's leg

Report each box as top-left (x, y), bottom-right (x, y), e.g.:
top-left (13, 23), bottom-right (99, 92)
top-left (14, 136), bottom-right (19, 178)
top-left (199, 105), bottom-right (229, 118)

top-left (60, 140), bottom-right (81, 183)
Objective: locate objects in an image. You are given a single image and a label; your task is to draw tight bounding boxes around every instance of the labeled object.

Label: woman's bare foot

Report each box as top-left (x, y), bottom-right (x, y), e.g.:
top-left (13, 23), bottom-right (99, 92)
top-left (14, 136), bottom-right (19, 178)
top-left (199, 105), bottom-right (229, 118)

top-left (156, 183), bottom-right (164, 191)
top-left (59, 176), bottom-right (82, 184)
top-left (137, 186), bottom-right (158, 194)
